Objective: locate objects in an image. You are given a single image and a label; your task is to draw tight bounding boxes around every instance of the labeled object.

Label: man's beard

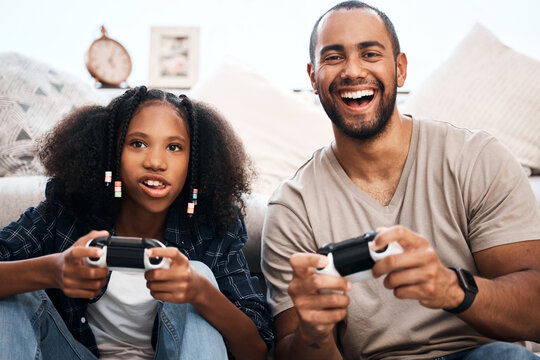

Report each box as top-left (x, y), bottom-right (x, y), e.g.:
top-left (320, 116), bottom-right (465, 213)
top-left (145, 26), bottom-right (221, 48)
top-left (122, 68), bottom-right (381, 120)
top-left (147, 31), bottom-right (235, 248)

top-left (317, 76), bottom-right (397, 140)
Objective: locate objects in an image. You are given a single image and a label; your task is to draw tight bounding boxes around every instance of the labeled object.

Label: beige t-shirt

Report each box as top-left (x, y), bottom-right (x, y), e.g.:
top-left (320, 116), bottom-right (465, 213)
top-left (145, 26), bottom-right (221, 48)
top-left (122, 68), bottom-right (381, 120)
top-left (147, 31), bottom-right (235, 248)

top-left (261, 117), bottom-right (540, 360)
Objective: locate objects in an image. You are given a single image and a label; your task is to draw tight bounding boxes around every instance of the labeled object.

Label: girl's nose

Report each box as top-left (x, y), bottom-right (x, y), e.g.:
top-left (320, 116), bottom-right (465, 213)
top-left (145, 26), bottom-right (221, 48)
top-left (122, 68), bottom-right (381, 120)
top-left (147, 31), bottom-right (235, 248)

top-left (143, 150), bottom-right (167, 171)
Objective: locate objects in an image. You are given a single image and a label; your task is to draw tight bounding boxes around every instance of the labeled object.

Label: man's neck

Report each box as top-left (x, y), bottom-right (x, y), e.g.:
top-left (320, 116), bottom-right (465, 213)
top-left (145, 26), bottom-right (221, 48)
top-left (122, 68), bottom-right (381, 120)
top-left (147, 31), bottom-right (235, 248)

top-left (331, 111), bottom-right (413, 205)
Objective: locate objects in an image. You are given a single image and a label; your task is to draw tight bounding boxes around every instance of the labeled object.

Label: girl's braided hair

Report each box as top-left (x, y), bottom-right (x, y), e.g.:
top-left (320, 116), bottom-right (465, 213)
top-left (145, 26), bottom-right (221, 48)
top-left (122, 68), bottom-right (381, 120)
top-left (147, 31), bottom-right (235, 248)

top-left (39, 86), bottom-right (254, 233)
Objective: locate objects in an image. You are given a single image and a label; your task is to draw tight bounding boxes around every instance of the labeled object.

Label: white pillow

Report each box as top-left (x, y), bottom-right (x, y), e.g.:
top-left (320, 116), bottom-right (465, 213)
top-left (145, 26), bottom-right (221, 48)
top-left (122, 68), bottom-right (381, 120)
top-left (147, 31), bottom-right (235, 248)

top-left (401, 24), bottom-right (540, 174)
top-left (190, 60), bottom-right (333, 195)
top-left (0, 52), bottom-right (107, 176)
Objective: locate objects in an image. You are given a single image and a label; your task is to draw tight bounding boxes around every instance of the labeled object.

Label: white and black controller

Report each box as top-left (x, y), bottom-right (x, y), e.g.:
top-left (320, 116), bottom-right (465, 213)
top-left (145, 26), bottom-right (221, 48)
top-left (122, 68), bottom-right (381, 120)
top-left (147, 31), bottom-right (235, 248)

top-left (84, 236), bottom-right (171, 272)
top-left (316, 231), bottom-right (403, 282)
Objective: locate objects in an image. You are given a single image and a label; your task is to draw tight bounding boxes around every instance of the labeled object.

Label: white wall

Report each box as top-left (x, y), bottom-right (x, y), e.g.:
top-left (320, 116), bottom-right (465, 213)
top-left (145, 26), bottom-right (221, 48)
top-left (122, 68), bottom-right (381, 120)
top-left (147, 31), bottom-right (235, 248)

top-left (1, 0), bottom-right (539, 92)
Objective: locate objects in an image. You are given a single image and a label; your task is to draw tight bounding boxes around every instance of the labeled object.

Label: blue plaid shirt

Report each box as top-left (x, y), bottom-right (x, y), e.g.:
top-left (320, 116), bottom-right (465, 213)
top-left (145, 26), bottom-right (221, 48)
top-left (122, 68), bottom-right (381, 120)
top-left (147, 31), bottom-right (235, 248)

top-left (0, 201), bottom-right (273, 357)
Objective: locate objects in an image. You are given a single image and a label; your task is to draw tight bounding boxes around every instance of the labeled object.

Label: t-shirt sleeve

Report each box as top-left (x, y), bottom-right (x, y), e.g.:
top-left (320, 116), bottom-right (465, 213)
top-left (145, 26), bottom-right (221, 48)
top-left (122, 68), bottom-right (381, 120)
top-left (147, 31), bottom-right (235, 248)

top-left (463, 134), bottom-right (540, 252)
top-left (261, 183), bottom-right (318, 316)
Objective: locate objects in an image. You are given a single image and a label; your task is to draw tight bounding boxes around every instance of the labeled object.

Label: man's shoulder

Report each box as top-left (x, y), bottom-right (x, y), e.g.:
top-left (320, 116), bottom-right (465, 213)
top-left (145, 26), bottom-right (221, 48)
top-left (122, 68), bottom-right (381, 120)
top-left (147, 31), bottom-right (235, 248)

top-left (415, 116), bottom-right (500, 157)
top-left (269, 145), bottom-right (329, 204)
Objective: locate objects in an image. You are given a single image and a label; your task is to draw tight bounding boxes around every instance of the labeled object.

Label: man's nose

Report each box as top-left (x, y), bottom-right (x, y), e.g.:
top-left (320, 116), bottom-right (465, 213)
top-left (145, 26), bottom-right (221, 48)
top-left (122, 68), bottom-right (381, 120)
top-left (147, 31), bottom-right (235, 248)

top-left (341, 57), bottom-right (367, 79)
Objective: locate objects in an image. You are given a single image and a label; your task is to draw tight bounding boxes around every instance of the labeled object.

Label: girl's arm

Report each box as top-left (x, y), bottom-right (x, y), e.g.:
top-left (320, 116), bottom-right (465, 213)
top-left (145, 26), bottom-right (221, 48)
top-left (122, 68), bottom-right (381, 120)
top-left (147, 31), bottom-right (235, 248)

top-left (146, 246), bottom-right (268, 360)
top-left (0, 230), bottom-right (110, 299)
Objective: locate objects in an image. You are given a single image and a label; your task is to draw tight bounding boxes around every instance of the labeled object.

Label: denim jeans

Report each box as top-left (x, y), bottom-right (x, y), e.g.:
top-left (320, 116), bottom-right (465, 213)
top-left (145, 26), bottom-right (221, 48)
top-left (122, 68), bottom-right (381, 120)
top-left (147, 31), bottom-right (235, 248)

top-left (432, 342), bottom-right (540, 360)
top-left (0, 261), bottom-right (227, 360)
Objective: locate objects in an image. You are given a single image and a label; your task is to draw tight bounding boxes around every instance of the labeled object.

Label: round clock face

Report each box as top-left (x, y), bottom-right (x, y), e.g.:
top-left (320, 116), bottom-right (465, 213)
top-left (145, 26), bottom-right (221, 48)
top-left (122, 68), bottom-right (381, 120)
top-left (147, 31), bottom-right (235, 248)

top-left (86, 38), bottom-right (132, 86)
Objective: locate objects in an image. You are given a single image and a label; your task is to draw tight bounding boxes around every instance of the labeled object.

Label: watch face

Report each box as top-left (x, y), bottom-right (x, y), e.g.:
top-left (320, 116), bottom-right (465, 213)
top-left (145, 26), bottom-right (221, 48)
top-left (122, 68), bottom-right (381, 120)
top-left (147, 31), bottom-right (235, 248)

top-left (87, 38), bottom-right (131, 85)
top-left (457, 268), bottom-right (479, 293)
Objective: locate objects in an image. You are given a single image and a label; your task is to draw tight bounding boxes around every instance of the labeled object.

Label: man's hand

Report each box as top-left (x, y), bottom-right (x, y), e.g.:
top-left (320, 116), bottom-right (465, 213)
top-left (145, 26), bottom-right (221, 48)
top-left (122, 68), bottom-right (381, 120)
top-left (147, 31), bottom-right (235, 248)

top-left (288, 253), bottom-right (352, 342)
top-left (371, 226), bottom-right (464, 309)
top-left (144, 247), bottom-right (206, 304)
top-left (55, 230), bottom-right (110, 298)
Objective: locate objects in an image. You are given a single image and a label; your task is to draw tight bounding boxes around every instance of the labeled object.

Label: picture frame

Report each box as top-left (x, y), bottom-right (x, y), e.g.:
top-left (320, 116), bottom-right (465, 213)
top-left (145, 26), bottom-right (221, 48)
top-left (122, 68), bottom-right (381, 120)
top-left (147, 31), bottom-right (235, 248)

top-left (148, 26), bottom-right (200, 89)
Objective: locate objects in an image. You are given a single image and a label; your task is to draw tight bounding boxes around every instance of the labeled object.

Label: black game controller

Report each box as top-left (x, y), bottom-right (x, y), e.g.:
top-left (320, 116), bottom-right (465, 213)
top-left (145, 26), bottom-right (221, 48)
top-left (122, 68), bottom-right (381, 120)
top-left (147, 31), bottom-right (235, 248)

top-left (84, 236), bottom-right (171, 271)
top-left (316, 231), bottom-right (403, 282)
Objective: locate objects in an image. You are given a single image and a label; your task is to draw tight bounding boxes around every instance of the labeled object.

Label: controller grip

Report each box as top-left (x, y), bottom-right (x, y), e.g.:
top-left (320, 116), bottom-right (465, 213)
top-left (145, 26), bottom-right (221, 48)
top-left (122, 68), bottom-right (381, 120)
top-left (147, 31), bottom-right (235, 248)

top-left (84, 238), bottom-right (108, 268)
top-left (144, 249), bottom-right (171, 270)
top-left (368, 241), bottom-right (404, 262)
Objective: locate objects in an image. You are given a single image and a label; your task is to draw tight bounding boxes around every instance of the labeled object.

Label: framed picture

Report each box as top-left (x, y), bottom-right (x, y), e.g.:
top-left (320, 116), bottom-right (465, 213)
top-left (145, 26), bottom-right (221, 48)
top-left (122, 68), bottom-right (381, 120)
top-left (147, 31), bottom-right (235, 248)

top-left (148, 26), bottom-right (200, 89)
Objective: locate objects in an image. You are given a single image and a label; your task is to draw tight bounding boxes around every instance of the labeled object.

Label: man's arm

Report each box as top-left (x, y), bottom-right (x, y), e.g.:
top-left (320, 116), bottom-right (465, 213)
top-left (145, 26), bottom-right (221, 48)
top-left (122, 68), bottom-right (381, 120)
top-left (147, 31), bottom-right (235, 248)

top-left (372, 226), bottom-right (540, 342)
top-left (462, 239), bottom-right (540, 341)
top-left (273, 253), bottom-right (349, 360)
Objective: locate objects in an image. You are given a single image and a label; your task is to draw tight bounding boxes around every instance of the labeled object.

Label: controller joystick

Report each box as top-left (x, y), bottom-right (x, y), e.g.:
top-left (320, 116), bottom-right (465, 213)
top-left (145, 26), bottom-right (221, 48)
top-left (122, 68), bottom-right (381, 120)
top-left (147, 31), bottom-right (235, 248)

top-left (84, 236), bottom-right (171, 272)
top-left (316, 231), bottom-right (403, 283)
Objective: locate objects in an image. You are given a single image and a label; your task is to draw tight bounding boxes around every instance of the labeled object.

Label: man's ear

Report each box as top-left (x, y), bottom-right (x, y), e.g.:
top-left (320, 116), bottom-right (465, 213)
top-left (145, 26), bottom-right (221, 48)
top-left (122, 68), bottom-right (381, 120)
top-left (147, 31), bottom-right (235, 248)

top-left (396, 52), bottom-right (408, 88)
top-left (307, 62), bottom-right (317, 92)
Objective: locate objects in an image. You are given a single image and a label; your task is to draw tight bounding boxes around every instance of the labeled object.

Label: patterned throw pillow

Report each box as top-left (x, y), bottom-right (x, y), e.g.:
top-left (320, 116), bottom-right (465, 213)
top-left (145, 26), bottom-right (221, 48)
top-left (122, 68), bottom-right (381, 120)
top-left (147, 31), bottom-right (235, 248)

top-left (0, 52), bottom-right (107, 176)
top-left (401, 24), bottom-right (540, 174)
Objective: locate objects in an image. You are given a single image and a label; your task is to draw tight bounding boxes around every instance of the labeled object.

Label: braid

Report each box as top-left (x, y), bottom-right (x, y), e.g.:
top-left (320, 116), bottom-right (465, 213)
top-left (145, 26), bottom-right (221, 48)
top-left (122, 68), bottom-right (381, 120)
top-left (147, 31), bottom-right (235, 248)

top-left (105, 88), bottom-right (138, 188)
top-left (180, 95), bottom-right (200, 217)
top-left (113, 86), bottom-right (147, 197)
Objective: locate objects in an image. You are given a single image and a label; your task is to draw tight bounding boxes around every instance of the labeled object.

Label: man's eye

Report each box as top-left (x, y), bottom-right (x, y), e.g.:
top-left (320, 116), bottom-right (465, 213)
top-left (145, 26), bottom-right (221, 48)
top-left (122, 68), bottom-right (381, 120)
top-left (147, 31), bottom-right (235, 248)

top-left (363, 52), bottom-right (379, 58)
top-left (324, 55), bottom-right (342, 62)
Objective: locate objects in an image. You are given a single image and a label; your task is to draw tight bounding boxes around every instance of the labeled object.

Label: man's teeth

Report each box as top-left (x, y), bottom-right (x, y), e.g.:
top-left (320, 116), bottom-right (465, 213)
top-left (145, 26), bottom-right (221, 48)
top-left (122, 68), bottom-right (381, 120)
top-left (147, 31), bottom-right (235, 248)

top-left (145, 180), bottom-right (163, 187)
top-left (341, 89), bottom-right (374, 99)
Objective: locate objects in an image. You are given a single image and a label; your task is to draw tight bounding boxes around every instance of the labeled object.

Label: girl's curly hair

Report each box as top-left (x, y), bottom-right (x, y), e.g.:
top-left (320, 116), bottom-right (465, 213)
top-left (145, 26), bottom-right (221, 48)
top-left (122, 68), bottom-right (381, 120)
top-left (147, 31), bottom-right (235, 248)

top-left (38, 86), bottom-right (254, 233)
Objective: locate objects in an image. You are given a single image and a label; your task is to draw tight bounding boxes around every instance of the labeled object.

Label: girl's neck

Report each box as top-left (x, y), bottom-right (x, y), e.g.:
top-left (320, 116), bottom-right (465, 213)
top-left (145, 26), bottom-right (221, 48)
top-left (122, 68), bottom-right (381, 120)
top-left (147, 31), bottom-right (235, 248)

top-left (115, 205), bottom-right (168, 240)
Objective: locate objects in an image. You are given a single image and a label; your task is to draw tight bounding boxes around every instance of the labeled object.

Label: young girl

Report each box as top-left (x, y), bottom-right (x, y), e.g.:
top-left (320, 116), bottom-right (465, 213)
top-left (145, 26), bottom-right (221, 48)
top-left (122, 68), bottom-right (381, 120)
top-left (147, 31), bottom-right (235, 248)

top-left (0, 87), bottom-right (273, 360)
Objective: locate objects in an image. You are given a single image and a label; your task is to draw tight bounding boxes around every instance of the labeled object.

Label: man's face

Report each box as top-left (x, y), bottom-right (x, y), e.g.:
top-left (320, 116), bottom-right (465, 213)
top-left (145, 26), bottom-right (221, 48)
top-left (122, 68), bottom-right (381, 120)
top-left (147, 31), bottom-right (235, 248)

top-left (309, 8), bottom-right (406, 140)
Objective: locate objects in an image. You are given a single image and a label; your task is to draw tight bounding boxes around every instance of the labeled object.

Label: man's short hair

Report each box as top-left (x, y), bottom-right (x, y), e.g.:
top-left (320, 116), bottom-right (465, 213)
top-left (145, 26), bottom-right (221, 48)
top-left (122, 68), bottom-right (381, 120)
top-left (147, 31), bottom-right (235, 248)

top-left (309, 1), bottom-right (401, 64)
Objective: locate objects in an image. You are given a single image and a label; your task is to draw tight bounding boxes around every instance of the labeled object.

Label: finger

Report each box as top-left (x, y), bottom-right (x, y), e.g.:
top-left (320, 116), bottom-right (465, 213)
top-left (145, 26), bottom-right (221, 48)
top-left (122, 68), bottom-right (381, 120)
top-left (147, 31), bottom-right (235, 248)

top-left (372, 246), bottom-right (437, 278)
top-left (64, 288), bottom-right (103, 299)
top-left (288, 273), bottom-right (351, 298)
top-left (62, 275), bottom-right (107, 292)
top-left (372, 226), bottom-right (429, 251)
top-left (69, 230), bottom-right (110, 260)
top-left (290, 253), bottom-right (328, 279)
top-left (147, 247), bottom-right (187, 266)
top-left (294, 292), bottom-right (350, 311)
top-left (75, 230), bottom-right (110, 247)
top-left (147, 279), bottom-right (187, 294)
top-left (298, 307), bottom-right (349, 326)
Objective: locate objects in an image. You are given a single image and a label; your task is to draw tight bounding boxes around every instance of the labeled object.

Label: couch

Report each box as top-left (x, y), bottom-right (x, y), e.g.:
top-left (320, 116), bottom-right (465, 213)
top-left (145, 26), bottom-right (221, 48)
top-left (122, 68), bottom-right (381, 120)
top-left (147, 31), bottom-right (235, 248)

top-left (1, 23), bottom-right (540, 353)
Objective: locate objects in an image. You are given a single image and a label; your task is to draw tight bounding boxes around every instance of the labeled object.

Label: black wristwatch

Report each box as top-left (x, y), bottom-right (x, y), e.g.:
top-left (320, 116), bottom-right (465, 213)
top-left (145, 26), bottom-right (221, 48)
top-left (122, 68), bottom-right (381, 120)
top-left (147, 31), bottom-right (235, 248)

top-left (443, 267), bottom-right (478, 314)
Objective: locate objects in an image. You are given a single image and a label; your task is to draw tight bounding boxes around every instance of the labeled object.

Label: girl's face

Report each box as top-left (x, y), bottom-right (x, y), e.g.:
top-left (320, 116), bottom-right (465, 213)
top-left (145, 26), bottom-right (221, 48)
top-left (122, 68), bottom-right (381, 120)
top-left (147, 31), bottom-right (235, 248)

top-left (120, 102), bottom-right (190, 216)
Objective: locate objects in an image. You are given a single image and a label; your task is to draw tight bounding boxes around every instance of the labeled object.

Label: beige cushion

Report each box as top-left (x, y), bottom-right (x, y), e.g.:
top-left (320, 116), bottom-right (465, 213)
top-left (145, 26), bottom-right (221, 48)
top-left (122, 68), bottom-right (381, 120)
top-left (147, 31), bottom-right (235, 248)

top-left (0, 52), bottom-right (107, 176)
top-left (401, 23), bottom-right (540, 173)
top-left (190, 60), bottom-right (333, 196)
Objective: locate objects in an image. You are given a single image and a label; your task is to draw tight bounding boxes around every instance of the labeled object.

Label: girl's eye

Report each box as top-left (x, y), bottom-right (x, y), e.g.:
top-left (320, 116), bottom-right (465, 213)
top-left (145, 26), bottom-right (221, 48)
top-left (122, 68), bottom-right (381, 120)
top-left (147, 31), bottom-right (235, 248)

top-left (168, 144), bottom-right (182, 151)
top-left (131, 141), bottom-right (146, 148)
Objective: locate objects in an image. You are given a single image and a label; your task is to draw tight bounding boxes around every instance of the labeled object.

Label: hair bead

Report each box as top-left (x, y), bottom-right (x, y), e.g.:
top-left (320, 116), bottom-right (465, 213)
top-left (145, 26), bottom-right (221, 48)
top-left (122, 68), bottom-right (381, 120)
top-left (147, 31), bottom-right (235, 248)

top-left (104, 171), bottom-right (112, 185)
top-left (114, 181), bottom-right (122, 198)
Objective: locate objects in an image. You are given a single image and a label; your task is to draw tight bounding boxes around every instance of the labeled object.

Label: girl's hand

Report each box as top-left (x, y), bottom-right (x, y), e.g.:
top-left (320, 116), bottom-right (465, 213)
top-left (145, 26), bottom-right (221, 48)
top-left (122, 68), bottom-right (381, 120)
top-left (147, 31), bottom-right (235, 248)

top-left (55, 230), bottom-right (110, 298)
top-left (145, 247), bottom-right (206, 304)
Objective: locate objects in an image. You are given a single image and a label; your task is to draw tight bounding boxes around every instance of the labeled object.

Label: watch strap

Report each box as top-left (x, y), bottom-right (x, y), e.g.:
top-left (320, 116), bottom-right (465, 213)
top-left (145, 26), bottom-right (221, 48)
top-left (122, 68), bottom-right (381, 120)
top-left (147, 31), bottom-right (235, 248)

top-left (443, 267), bottom-right (478, 314)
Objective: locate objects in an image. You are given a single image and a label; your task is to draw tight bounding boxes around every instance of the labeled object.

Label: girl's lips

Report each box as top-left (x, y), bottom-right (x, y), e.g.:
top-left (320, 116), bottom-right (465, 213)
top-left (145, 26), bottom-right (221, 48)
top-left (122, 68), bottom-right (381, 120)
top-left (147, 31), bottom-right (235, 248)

top-left (139, 182), bottom-right (171, 198)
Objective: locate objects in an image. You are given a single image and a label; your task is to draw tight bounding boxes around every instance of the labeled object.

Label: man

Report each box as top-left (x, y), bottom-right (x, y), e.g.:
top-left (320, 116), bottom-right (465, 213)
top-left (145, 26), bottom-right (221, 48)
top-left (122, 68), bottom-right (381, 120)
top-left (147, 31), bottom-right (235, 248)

top-left (261, 1), bottom-right (540, 359)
